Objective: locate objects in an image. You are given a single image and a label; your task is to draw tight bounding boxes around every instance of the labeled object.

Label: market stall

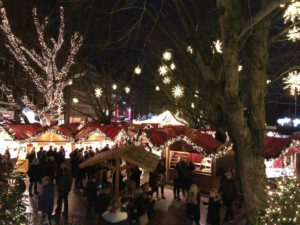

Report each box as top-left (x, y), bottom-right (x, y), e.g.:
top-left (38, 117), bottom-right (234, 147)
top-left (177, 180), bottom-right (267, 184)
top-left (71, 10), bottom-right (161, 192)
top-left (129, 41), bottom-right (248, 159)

top-left (30, 126), bottom-right (75, 158)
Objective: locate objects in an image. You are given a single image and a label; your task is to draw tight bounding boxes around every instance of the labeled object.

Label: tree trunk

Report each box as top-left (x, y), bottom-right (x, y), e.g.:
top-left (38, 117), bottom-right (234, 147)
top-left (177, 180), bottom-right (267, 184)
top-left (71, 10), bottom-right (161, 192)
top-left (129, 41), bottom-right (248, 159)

top-left (226, 106), bottom-right (267, 224)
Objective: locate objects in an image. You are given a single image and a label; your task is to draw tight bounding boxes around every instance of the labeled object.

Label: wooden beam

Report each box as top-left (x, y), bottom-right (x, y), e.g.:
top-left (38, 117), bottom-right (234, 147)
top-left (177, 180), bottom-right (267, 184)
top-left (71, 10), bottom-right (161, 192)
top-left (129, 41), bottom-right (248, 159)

top-left (121, 164), bottom-right (136, 170)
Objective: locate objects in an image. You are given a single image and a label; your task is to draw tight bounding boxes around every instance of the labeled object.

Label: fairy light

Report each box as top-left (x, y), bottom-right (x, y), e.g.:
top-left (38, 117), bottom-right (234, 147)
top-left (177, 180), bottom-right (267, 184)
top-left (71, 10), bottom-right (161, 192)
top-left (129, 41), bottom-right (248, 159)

top-left (162, 50), bottom-right (172, 61)
top-left (124, 86), bottom-right (130, 94)
top-left (158, 65), bottom-right (168, 76)
top-left (238, 65), bottom-right (243, 72)
top-left (170, 63), bottom-right (176, 70)
top-left (187, 46), bottom-right (193, 54)
top-left (155, 86), bottom-right (160, 91)
top-left (163, 77), bottom-right (171, 84)
top-left (95, 88), bottom-right (102, 98)
top-left (172, 85), bottom-right (184, 98)
top-left (287, 26), bottom-right (300, 42)
top-left (112, 84), bottom-right (117, 90)
top-left (283, 70), bottom-right (300, 95)
top-left (0, 6), bottom-right (84, 119)
top-left (134, 65), bottom-right (142, 75)
top-left (191, 102), bottom-right (195, 108)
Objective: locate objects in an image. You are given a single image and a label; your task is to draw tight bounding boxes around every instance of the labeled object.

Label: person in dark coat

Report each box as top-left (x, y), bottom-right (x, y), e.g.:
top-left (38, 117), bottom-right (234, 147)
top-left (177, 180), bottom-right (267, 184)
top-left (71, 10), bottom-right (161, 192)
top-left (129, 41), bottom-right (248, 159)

top-left (219, 171), bottom-right (237, 222)
top-left (205, 188), bottom-right (222, 225)
top-left (175, 157), bottom-right (187, 197)
top-left (26, 148), bottom-right (36, 165)
top-left (86, 174), bottom-right (98, 220)
top-left (54, 166), bottom-right (73, 219)
top-left (27, 158), bottom-right (40, 197)
top-left (38, 176), bottom-right (55, 225)
top-left (155, 159), bottom-right (166, 199)
top-left (130, 166), bottom-right (142, 188)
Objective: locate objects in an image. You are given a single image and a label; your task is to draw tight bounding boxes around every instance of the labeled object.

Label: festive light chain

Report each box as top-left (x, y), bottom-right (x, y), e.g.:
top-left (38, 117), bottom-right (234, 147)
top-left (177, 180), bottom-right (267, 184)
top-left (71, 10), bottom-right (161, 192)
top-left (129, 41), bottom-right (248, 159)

top-left (0, 6), bottom-right (84, 119)
top-left (77, 128), bottom-right (112, 143)
top-left (29, 127), bottom-right (75, 143)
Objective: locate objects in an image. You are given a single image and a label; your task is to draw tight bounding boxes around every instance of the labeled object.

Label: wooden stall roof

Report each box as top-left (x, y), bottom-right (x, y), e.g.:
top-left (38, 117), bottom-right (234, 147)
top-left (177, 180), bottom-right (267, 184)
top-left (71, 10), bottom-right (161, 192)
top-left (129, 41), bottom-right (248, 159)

top-left (80, 144), bottom-right (160, 172)
top-left (1, 123), bottom-right (44, 142)
top-left (31, 126), bottom-right (74, 142)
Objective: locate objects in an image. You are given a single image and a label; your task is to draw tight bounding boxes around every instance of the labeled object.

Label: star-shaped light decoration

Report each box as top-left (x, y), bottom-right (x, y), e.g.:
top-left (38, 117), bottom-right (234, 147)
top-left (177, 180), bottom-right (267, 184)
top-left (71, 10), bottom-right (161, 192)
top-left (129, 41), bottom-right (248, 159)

top-left (163, 50), bottom-right (172, 61)
top-left (95, 88), bottom-right (102, 98)
top-left (163, 77), bottom-right (171, 84)
top-left (172, 85), bottom-right (184, 98)
top-left (283, 70), bottom-right (300, 95)
top-left (159, 65), bottom-right (168, 76)
top-left (212, 40), bottom-right (222, 54)
top-left (287, 26), bottom-right (300, 42)
top-left (283, 1), bottom-right (300, 23)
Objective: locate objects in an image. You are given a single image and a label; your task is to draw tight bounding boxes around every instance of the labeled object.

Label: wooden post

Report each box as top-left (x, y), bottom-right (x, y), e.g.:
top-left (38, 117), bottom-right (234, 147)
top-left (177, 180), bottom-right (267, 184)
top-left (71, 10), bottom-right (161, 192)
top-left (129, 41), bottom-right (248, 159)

top-left (114, 157), bottom-right (120, 197)
top-left (165, 146), bottom-right (169, 182)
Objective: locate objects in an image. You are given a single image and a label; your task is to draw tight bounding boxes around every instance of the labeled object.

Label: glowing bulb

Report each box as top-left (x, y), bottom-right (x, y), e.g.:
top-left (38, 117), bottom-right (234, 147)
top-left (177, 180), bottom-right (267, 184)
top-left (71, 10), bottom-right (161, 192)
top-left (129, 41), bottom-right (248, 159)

top-left (283, 1), bottom-right (300, 23)
top-left (155, 86), bottom-right (160, 91)
top-left (238, 65), bottom-right (243, 72)
top-left (72, 97), bottom-right (78, 103)
top-left (95, 88), bottom-right (102, 98)
top-left (163, 50), bottom-right (172, 61)
top-left (287, 26), bottom-right (300, 42)
top-left (112, 84), bottom-right (117, 90)
top-left (159, 65), bottom-right (168, 76)
top-left (213, 40), bottom-right (222, 53)
top-left (134, 65), bottom-right (142, 75)
top-left (170, 63), bottom-right (176, 70)
top-left (191, 102), bottom-right (195, 108)
top-left (187, 46), bottom-right (193, 54)
top-left (68, 80), bottom-right (73, 85)
top-left (125, 86), bottom-right (130, 94)
top-left (163, 77), bottom-right (171, 84)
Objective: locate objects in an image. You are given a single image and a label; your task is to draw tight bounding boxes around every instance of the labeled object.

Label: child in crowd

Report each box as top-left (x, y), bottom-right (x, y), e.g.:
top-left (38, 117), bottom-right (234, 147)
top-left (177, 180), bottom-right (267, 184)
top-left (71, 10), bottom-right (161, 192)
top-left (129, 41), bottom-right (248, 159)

top-left (206, 188), bottom-right (222, 225)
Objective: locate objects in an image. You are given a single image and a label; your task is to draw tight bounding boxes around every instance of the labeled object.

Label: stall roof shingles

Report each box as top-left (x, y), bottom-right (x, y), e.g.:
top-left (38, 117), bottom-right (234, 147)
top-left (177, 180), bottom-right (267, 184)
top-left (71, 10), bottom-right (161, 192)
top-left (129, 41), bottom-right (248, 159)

top-left (4, 123), bottom-right (44, 141)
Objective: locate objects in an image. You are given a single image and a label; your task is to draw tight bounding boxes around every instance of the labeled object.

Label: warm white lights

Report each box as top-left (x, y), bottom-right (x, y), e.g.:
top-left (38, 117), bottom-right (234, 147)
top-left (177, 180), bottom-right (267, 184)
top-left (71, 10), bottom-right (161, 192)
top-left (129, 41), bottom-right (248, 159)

top-left (172, 85), bottom-right (184, 98)
top-left (159, 65), bottom-right (168, 76)
top-left (287, 26), bottom-right (300, 42)
top-left (125, 86), bottom-right (130, 94)
top-left (134, 65), bottom-right (142, 75)
top-left (170, 63), bottom-right (176, 70)
top-left (163, 77), bottom-right (171, 84)
top-left (112, 84), bottom-right (117, 90)
top-left (95, 88), bottom-right (102, 98)
top-left (213, 40), bottom-right (222, 53)
top-left (187, 46), bottom-right (193, 54)
top-left (162, 50), bottom-right (172, 61)
top-left (283, 1), bottom-right (300, 23)
top-left (283, 70), bottom-right (300, 95)
top-left (155, 86), bottom-right (160, 91)
top-left (72, 98), bottom-right (79, 103)
top-left (191, 102), bottom-right (195, 108)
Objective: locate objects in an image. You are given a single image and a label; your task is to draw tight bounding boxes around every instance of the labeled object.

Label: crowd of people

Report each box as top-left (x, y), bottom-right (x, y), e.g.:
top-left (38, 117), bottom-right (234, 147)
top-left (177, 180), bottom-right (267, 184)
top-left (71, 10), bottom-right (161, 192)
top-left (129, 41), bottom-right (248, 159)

top-left (0, 145), bottom-right (242, 225)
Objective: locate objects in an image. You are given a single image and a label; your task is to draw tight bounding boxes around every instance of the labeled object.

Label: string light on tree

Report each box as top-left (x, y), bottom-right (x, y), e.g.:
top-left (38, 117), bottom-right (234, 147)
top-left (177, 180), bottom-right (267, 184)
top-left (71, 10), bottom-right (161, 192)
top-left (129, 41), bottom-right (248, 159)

top-left (170, 63), bottom-right (176, 70)
top-left (163, 77), bottom-right (171, 84)
top-left (187, 46), bottom-right (193, 54)
top-left (68, 80), bottom-right (73, 85)
top-left (238, 65), bottom-right (243, 72)
top-left (283, 1), bottom-right (300, 23)
top-left (134, 65), bottom-right (142, 75)
top-left (124, 86), bottom-right (130, 94)
top-left (95, 88), bottom-right (102, 98)
top-left (0, 5), bottom-right (84, 121)
top-left (155, 86), bottom-right (160, 91)
top-left (72, 97), bottom-right (79, 103)
top-left (191, 102), bottom-right (195, 108)
top-left (162, 50), bottom-right (172, 61)
top-left (158, 65), bottom-right (168, 76)
top-left (172, 85), bottom-right (184, 98)
top-left (112, 84), bottom-right (117, 90)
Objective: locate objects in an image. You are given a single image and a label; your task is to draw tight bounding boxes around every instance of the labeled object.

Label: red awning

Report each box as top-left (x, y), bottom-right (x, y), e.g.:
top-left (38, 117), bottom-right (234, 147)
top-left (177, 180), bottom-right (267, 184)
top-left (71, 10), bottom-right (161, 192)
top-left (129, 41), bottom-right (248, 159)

top-left (264, 136), bottom-right (292, 158)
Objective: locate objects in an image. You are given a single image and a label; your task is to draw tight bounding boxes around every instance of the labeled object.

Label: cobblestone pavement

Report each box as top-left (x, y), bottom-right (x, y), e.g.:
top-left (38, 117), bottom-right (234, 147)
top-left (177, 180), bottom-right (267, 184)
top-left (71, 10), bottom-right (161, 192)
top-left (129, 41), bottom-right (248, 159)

top-left (24, 180), bottom-right (244, 225)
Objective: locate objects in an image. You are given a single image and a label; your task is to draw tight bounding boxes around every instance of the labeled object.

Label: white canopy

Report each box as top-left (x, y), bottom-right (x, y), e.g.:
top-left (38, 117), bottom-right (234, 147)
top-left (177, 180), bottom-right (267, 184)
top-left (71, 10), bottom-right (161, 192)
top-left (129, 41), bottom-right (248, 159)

top-left (133, 110), bottom-right (186, 126)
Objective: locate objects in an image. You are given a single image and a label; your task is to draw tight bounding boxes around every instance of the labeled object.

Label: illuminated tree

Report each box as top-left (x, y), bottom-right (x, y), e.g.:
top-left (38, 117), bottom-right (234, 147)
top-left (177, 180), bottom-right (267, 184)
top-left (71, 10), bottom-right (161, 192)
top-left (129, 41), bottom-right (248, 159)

top-left (0, 3), bottom-right (84, 121)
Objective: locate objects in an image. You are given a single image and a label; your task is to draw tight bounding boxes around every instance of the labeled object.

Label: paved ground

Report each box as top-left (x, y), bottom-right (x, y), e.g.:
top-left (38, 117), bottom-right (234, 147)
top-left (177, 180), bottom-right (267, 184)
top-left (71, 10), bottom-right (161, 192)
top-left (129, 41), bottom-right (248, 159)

top-left (24, 180), bottom-right (245, 225)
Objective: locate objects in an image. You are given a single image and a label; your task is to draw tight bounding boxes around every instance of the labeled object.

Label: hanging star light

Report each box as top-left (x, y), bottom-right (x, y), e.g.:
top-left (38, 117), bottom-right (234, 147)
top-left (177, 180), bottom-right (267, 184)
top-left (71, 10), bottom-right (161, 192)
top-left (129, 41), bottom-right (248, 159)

top-left (112, 84), bottom-right (117, 90)
top-left (95, 88), bottom-right (102, 98)
top-left (172, 85), bottom-right (184, 98)
top-left (283, 1), bottom-right (300, 23)
top-left (125, 86), bottom-right (130, 94)
top-left (162, 50), bottom-right (172, 61)
top-left (212, 40), bottom-right (222, 53)
top-left (155, 86), bottom-right (160, 91)
top-left (0, 6), bottom-right (84, 120)
top-left (134, 65), bottom-right (142, 75)
top-left (287, 26), bottom-right (300, 42)
top-left (283, 70), bottom-right (300, 95)
top-left (158, 65), bottom-right (168, 76)
top-left (163, 77), bottom-right (171, 84)
top-left (170, 63), bottom-right (176, 70)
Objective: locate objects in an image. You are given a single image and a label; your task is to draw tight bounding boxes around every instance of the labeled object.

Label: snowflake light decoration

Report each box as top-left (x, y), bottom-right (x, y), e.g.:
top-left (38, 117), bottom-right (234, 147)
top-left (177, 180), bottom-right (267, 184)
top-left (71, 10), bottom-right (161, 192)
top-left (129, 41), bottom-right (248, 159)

top-left (134, 65), bottom-right (142, 75)
top-left (172, 85), bottom-right (184, 98)
top-left (95, 88), bottom-right (102, 98)
top-left (213, 40), bottom-right (222, 53)
top-left (283, 1), bottom-right (300, 23)
top-left (162, 51), bottom-right (172, 61)
top-left (158, 65), bottom-right (168, 76)
top-left (283, 70), bottom-right (300, 95)
top-left (170, 63), bottom-right (176, 70)
top-left (287, 26), bottom-right (300, 42)
top-left (163, 77), bottom-right (171, 84)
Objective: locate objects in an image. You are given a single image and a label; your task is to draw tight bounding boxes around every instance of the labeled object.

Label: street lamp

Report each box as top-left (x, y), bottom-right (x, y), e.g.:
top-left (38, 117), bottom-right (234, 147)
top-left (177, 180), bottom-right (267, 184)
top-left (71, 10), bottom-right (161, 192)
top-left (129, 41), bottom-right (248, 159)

top-left (283, 70), bottom-right (300, 118)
